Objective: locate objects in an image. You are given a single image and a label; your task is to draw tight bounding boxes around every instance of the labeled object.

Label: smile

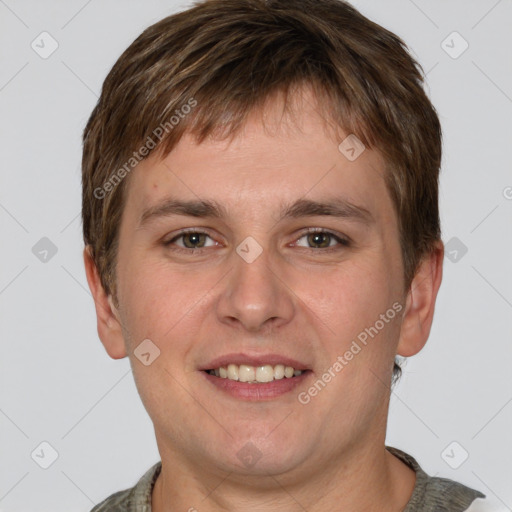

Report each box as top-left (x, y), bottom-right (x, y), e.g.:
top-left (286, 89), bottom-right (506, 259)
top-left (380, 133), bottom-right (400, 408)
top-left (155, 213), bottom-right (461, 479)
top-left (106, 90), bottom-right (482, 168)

top-left (206, 364), bottom-right (303, 383)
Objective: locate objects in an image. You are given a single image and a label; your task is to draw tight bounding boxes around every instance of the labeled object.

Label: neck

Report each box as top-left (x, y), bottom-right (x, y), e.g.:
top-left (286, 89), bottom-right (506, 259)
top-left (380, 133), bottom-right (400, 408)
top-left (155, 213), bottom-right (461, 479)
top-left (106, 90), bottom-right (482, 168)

top-left (151, 439), bottom-right (416, 512)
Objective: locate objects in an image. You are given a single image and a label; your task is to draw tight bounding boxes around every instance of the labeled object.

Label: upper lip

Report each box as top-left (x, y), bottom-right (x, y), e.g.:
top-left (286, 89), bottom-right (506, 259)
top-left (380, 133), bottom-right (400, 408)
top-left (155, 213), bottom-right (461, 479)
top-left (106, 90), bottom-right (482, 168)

top-left (200, 353), bottom-right (311, 371)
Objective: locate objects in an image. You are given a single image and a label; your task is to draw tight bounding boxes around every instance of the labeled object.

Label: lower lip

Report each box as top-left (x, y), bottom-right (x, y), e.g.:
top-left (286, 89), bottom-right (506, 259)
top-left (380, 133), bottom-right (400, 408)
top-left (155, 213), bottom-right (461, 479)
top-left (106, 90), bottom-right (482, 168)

top-left (201, 370), bottom-right (312, 400)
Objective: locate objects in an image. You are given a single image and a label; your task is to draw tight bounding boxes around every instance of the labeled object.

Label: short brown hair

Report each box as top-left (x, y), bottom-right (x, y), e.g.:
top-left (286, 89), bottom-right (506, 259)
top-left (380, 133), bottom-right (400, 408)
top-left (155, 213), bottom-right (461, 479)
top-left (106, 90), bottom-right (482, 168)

top-left (82, 0), bottom-right (442, 384)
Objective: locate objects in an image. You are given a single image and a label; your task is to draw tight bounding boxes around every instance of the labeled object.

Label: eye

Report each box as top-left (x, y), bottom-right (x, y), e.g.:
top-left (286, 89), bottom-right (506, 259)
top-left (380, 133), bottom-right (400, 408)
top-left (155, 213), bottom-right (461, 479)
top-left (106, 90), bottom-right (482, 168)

top-left (162, 228), bottom-right (350, 254)
top-left (164, 230), bottom-right (216, 250)
top-left (294, 229), bottom-right (350, 250)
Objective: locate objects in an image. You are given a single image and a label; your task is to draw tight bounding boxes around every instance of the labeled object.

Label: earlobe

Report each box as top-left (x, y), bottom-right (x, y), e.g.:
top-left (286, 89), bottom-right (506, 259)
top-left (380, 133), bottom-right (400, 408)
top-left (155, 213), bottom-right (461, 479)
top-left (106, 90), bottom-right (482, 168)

top-left (396, 241), bottom-right (444, 358)
top-left (83, 246), bottom-right (127, 360)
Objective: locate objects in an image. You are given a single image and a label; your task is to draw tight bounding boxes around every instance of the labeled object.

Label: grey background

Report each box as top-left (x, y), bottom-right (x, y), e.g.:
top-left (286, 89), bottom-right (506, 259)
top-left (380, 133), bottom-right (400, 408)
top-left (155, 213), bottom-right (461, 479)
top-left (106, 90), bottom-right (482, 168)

top-left (1, 0), bottom-right (511, 510)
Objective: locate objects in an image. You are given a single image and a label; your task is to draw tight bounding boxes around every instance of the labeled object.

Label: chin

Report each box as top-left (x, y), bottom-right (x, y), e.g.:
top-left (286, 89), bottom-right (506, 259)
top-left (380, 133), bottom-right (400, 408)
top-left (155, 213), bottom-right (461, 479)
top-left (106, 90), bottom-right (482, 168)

top-left (211, 430), bottom-right (312, 477)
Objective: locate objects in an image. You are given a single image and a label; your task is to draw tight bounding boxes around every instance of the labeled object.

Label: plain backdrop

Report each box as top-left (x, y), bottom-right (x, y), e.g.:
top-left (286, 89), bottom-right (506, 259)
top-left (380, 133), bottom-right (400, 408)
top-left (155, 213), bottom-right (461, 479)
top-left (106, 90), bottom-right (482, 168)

top-left (0, 1), bottom-right (511, 510)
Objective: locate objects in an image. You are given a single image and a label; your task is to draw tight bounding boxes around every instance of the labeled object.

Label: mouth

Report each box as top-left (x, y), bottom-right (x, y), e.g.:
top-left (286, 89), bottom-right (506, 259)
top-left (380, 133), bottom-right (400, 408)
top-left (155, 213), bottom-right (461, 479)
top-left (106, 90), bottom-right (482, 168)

top-left (199, 356), bottom-right (312, 400)
top-left (204, 364), bottom-right (308, 383)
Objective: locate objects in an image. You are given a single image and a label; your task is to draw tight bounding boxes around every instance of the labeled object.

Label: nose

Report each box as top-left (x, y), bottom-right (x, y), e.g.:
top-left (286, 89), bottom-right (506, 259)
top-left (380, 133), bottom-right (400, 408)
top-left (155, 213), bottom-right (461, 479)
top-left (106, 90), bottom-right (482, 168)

top-left (215, 242), bottom-right (295, 333)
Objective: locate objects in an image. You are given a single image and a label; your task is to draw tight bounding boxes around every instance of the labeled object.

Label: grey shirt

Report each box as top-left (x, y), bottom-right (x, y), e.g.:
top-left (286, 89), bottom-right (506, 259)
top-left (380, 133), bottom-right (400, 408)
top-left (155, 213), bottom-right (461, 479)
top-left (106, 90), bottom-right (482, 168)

top-left (90, 446), bottom-right (486, 511)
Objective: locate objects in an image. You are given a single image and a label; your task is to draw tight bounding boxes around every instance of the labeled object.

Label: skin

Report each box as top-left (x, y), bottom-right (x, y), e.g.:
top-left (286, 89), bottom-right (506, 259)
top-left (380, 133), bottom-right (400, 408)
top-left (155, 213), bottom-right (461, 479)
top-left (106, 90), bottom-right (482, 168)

top-left (84, 86), bottom-right (444, 511)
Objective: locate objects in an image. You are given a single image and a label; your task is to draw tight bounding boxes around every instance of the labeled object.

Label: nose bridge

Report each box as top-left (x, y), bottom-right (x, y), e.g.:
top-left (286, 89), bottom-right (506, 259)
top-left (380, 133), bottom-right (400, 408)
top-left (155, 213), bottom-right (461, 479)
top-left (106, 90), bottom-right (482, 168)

top-left (215, 240), bottom-right (295, 331)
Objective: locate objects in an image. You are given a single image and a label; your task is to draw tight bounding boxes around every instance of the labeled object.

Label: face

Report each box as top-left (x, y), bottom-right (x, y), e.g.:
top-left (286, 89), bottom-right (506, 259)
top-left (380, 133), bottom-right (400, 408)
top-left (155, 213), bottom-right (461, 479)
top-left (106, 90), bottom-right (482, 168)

top-left (110, 88), bottom-right (409, 480)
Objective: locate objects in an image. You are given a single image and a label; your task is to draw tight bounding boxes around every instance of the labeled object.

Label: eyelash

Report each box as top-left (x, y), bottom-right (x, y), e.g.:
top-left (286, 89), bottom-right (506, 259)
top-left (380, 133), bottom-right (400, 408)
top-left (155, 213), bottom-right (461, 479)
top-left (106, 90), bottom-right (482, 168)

top-left (162, 228), bottom-right (351, 254)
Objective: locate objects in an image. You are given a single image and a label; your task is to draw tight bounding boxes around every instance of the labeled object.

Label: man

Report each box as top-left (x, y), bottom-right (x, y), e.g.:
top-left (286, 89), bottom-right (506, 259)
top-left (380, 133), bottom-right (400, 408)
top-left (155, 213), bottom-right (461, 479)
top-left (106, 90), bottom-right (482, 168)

top-left (82, 0), bottom-right (489, 510)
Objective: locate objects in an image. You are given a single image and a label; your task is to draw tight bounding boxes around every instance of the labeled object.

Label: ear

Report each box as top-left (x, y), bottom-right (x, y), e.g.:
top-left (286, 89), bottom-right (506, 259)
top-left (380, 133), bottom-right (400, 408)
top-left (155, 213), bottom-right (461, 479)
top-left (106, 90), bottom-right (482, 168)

top-left (83, 246), bottom-right (127, 359)
top-left (396, 240), bottom-right (444, 357)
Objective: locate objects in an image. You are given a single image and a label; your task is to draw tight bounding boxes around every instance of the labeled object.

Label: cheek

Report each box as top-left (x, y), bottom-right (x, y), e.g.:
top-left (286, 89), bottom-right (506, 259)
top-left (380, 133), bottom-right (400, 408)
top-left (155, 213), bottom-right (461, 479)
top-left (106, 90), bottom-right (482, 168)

top-left (117, 259), bottom-right (171, 344)
top-left (296, 259), bottom-right (402, 369)
top-left (118, 256), bottom-right (211, 355)
top-left (305, 260), bottom-right (393, 323)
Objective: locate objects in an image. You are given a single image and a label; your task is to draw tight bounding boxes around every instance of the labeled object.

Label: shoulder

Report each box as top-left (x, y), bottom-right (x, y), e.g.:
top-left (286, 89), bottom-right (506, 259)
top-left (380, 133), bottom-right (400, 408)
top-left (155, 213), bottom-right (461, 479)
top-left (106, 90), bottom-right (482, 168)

top-left (421, 474), bottom-right (489, 511)
top-left (89, 461), bottom-right (162, 512)
top-left (89, 488), bottom-right (134, 512)
top-left (387, 446), bottom-right (488, 512)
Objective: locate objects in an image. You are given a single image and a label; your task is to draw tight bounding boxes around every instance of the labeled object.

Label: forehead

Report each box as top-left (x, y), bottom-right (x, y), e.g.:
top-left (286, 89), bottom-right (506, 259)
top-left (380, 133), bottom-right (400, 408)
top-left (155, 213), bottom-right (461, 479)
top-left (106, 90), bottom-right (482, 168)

top-left (122, 87), bottom-right (393, 229)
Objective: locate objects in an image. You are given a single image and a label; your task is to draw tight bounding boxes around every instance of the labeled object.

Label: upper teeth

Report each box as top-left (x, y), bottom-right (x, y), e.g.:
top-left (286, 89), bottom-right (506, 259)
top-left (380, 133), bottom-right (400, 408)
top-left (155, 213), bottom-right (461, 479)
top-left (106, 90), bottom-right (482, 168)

top-left (208, 364), bottom-right (303, 383)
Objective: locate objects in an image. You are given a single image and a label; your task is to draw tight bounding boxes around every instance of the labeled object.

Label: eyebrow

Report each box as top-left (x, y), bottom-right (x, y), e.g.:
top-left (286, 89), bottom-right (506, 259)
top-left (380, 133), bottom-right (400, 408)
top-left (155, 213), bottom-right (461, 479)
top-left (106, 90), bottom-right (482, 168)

top-left (138, 196), bottom-right (374, 228)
